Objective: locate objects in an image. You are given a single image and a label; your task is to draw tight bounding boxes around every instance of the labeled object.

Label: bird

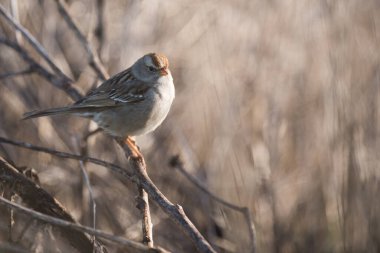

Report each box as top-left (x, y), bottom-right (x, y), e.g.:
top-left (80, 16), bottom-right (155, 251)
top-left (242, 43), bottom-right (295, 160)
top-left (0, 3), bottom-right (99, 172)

top-left (23, 53), bottom-right (175, 157)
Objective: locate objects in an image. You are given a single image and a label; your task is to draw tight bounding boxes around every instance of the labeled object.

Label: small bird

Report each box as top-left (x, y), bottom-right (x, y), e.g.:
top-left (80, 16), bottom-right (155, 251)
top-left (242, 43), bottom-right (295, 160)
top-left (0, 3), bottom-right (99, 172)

top-left (23, 53), bottom-right (175, 157)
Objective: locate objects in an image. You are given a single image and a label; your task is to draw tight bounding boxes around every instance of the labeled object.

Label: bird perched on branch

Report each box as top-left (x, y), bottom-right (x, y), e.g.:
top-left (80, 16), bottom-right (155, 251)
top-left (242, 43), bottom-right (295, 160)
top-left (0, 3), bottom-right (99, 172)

top-left (23, 53), bottom-right (175, 157)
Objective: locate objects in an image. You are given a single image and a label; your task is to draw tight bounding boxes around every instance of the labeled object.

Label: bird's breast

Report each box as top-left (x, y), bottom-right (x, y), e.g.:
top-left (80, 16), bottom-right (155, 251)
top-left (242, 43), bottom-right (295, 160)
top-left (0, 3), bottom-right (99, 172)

top-left (92, 77), bottom-right (174, 137)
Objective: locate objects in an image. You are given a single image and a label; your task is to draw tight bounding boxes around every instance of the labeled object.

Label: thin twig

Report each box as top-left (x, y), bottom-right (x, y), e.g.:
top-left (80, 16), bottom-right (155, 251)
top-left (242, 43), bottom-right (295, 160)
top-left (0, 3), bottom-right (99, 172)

top-left (170, 155), bottom-right (257, 253)
top-left (0, 4), bottom-right (71, 82)
top-left (55, 0), bottom-right (109, 81)
top-left (0, 36), bottom-right (82, 101)
top-left (0, 196), bottom-right (169, 253)
top-left (0, 136), bottom-right (133, 180)
top-left (0, 68), bottom-right (34, 79)
top-left (79, 161), bottom-right (97, 248)
top-left (74, 131), bottom-right (97, 252)
top-left (94, 0), bottom-right (105, 55)
top-left (136, 185), bottom-right (154, 247)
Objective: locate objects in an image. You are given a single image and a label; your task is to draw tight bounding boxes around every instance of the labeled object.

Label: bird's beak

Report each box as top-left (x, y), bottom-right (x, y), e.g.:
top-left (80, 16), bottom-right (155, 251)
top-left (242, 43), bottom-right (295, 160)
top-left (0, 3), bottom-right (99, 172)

top-left (160, 68), bottom-right (168, 76)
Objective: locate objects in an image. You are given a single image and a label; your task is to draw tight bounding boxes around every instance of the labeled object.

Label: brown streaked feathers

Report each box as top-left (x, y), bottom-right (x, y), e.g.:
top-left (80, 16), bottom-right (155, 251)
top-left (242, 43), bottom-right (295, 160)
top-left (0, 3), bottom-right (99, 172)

top-left (22, 52), bottom-right (175, 139)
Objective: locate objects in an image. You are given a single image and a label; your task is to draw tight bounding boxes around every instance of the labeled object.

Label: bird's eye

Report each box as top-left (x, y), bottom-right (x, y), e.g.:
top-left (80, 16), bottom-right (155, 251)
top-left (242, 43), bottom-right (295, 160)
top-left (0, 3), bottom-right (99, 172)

top-left (148, 66), bottom-right (156, 72)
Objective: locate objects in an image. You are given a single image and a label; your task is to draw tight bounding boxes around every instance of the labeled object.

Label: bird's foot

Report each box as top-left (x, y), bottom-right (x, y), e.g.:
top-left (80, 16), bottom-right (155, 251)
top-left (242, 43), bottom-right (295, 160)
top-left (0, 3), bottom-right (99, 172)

top-left (124, 136), bottom-right (143, 160)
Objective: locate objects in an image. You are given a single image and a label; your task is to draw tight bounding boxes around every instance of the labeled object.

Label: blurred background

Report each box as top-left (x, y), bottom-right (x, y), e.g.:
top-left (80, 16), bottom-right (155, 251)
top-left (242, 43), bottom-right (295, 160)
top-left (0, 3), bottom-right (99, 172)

top-left (0, 0), bottom-right (380, 252)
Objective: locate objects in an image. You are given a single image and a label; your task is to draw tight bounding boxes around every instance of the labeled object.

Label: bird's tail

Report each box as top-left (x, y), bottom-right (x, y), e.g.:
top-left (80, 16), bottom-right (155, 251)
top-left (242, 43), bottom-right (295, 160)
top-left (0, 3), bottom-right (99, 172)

top-left (22, 107), bottom-right (81, 120)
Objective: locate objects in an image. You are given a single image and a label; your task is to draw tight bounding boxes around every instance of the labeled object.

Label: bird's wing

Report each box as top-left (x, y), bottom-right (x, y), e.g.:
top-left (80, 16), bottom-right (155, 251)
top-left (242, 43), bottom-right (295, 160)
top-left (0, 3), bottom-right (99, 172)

top-left (74, 68), bottom-right (149, 108)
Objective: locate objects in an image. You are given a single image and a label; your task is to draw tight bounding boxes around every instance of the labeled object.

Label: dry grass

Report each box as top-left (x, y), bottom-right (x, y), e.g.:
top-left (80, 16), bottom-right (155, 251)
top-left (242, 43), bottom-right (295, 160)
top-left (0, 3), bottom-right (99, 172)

top-left (0, 0), bottom-right (379, 252)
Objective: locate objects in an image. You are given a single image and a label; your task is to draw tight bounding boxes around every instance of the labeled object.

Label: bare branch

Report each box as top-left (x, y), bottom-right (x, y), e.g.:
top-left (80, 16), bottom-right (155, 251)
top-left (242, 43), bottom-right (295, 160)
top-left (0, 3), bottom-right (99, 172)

top-left (0, 156), bottom-right (98, 253)
top-left (79, 161), bottom-right (97, 246)
top-left (0, 196), bottom-right (170, 253)
top-left (0, 4), bottom-right (71, 81)
top-left (0, 136), bottom-right (133, 180)
top-left (0, 68), bottom-right (34, 80)
top-left (77, 128), bottom-right (98, 246)
top-left (118, 142), bottom-right (217, 253)
top-left (169, 155), bottom-right (257, 253)
top-left (55, 0), bottom-right (109, 81)
top-left (136, 185), bottom-right (154, 247)
top-left (0, 36), bottom-right (82, 101)
top-left (94, 0), bottom-right (105, 55)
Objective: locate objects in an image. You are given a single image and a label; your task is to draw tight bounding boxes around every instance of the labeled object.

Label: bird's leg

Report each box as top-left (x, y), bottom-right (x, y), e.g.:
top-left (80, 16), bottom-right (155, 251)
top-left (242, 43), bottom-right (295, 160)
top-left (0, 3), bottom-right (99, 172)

top-left (128, 136), bottom-right (136, 146)
top-left (124, 136), bottom-right (142, 159)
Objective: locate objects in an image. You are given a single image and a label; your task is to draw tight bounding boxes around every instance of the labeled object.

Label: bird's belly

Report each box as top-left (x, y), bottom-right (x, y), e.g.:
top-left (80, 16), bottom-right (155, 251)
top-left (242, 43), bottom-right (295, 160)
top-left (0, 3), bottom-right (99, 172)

top-left (93, 94), bottom-right (172, 137)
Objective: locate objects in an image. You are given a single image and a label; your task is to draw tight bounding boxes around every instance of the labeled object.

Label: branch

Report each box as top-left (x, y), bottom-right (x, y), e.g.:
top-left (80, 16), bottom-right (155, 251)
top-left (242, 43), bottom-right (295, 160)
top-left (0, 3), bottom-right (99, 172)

top-left (55, 0), bottom-right (109, 80)
top-left (0, 67), bottom-right (34, 80)
top-left (0, 196), bottom-right (169, 253)
top-left (94, 0), bottom-right (105, 54)
top-left (0, 4), bottom-right (72, 82)
top-left (0, 136), bottom-right (133, 180)
top-left (170, 155), bottom-right (257, 253)
top-left (136, 184), bottom-right (154, 247)
top-left (118, 143), bottom-right (217, 253)
top-left (0, 156), bottom-right (99, 253)
top-left (79, 161), bottom-right (97, 246)
top-left (0, 137), bottom-right (217, 252)
top-left (0, 36), bottom-right (82, 101)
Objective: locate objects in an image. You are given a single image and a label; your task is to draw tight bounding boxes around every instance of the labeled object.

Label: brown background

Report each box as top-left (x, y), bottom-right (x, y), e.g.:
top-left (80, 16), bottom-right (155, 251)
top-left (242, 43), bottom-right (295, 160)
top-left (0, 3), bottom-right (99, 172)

top-left (0, 0), bottom-right (379, 252)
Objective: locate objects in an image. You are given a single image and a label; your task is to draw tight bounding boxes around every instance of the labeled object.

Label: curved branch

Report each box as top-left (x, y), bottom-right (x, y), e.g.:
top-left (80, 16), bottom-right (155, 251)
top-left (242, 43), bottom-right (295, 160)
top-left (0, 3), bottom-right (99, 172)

top-left (0, 136), bottom-right (133, 180)
top-left (55, 0), bottom-right (109, 81)
top-left (0, 196), bottom-right (169, 253)
top-left (0, 4), bottom-right (72, 83)
top-left (0, 36), bottom-right (82, 101)
top-left (0, 67), bottom-right (34, 80)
